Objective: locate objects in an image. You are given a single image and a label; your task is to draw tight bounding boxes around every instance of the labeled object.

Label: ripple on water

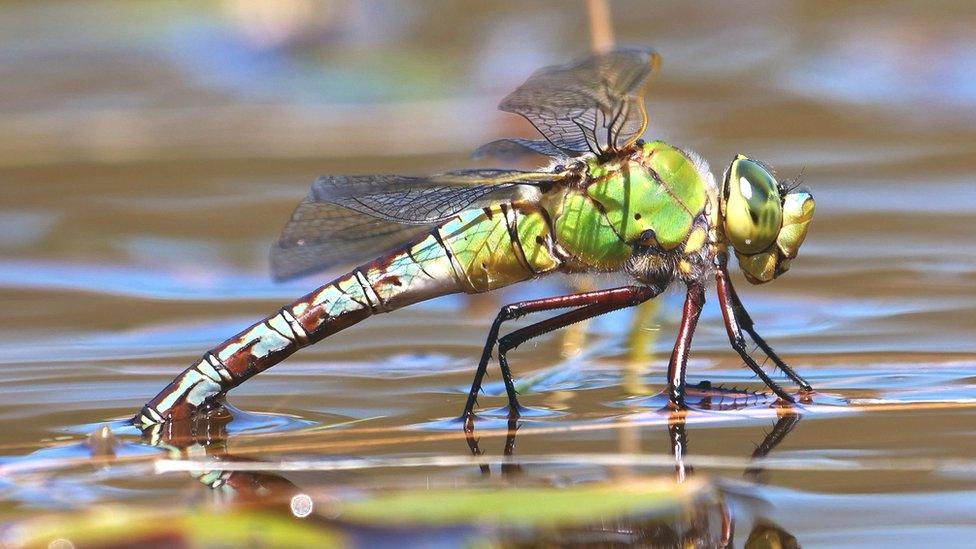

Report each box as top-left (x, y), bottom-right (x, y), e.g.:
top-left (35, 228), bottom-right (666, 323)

top-left (63, 403), bottom-right (316, 439)
top-left (415, 405), bottom-right (566, 432)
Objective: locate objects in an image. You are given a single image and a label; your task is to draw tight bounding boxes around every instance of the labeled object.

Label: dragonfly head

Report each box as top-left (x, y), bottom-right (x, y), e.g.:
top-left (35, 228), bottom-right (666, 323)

top-left (720, 155), bottom-right (815, 284)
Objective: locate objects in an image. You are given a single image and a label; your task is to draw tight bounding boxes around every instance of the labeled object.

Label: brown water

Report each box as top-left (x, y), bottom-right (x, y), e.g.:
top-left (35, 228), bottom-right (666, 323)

top-left (1, 1), bottom-right (975, 547)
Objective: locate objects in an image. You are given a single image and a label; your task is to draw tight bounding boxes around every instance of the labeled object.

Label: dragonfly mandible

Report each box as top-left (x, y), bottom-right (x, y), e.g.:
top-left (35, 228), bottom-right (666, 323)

top-left (136, 46), bottom-right (816, 427)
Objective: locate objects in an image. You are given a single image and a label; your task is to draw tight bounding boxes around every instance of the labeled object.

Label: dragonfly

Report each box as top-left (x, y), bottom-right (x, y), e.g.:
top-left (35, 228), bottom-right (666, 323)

top-left (135, 46), bottom-right (816, 428)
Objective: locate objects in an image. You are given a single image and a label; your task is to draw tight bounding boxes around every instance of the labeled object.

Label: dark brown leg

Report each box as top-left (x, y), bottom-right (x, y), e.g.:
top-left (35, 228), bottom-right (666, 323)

top-left (666, 283), bottom-right (706, 409)
top-left (495, 303), bottom-right (621, 411)
top-left (463, 286), bottom-right (660, 421)
top-left (715, 266), bottom-right (795, 403)
top-left (744, 412), bottom-right (802, 482)
top-left (752, 413), bottom-right (801, 459)
top-left (726, 283), bottom-right (812, 391)
top-left (493, 286), bottom-right (662, 414)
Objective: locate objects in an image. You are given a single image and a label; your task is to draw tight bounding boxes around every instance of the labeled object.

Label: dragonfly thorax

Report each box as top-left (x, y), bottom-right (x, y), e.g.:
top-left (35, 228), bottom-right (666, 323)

top-left (543, 140), bottom-right (718, 287)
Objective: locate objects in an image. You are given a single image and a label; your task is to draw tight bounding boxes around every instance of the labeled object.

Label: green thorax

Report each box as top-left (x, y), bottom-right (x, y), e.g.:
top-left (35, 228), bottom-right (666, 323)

top-left (546, 140), bottom-right (710, 271)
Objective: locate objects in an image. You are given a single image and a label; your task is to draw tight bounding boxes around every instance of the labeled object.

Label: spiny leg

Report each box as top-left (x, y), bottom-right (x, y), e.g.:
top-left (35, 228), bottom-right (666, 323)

top-left (666, 283), bottom-right (706, 409)
top-left (463, 286), bottom-right (660, 421)
top-left (744, 412), bottom-right (802, 481)
top-left (495, 298), bottom-right (652, 411)
top-left (715, 267), bottom-right (795, 403)
top-left (751, 413), bottom-right (801, 460)
top-left (726, 282), bottom-right (813, 391)
top-left (497, 304), bottom-right (613, 414)
top-left (464, 289), bottom-right (625, 422)
top-left (715, 252), bottom-right (811, 392)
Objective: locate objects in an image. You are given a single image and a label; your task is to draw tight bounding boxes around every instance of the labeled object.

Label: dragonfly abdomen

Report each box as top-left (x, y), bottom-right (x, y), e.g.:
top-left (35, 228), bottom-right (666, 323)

top-left (437, 202), bottom-right (562, 292)
top-left (137, 201), bottom-right (561, 425)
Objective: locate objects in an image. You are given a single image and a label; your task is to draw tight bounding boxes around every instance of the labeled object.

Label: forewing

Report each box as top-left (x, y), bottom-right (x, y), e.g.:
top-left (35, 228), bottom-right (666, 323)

top-left (311, 170), bottom-right (552, 225)
top-left (270, 202), bottom-right (433, 281)
top-left (499, 46), bottom-right (660, 156)
top-left (270, 169), bottom-right (561, 280)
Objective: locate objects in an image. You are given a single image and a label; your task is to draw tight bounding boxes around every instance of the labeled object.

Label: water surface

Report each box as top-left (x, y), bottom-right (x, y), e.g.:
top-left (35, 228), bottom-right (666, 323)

top-left (1, 2), bottom-right (975, 547)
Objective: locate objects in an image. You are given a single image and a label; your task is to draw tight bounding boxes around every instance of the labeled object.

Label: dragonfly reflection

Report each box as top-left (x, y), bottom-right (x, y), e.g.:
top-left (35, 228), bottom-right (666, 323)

top-left (145, 407), bottom-right (801, 547)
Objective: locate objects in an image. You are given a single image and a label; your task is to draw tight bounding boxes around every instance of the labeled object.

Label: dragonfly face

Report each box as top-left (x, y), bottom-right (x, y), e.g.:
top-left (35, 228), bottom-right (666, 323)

top-left (720, 155), bottom-right (816, 284)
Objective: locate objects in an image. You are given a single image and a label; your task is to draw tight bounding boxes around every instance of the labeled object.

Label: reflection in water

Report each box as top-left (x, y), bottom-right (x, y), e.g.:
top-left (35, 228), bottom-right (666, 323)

top-left (466, 408), bottom-right (803, 546)
top-left (142, 400), bottom-right (803, 546)
top-left (667, 413), bottom-right (801, 548)
top-left (143, 408), bottom-right (303, 506)
top-left (465, 416), bottom-right (522, 478)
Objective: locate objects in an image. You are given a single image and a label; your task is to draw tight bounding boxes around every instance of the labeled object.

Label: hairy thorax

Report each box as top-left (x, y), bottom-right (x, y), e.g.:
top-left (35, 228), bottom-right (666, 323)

top-left (542, 140), bottom-right (719, 288)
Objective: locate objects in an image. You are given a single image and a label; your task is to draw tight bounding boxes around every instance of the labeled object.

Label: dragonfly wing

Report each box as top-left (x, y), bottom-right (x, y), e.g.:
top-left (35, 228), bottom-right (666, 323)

top-left (472, 138), bottom-right (570, 161)
top-left (270, 169), bottom-right (563, 280)
top-left (499, 46), bottom-right (661, 156)
top-left (270, 202), bottom-right (434, 281)
top-left (308, 169), bottom-right (561, 224)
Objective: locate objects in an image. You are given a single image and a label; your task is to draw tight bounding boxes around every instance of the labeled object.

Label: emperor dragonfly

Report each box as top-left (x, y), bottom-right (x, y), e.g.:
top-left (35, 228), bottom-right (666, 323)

top-left (136, 46), bottom-right (816, 428)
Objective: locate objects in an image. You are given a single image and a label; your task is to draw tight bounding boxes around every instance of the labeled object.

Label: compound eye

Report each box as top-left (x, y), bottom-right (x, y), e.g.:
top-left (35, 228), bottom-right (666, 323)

top-left (723, 158), bottom-right (782, 254)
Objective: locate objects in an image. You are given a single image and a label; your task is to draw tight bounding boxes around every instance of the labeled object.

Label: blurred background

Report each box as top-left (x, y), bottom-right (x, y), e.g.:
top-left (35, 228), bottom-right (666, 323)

top-left (1, 1), bottom-right (975, 547)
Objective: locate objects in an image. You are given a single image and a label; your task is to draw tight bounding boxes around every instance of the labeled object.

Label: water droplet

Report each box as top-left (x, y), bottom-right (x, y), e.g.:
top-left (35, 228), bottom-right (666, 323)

top-left (290, 493), bottom-right (313, 518)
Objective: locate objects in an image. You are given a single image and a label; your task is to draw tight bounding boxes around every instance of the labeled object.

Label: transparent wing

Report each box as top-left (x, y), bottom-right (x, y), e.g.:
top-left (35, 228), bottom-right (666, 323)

top-left (499, 46), bottom-right (661, 156)
top-left (310, 170), bottom-right (555, 225)
top-left (472, 138), bottom-right (569, 161)
top-left (270, 169), bottom-right (562, 280)
top-left (270, 203), bottom-right (432, 281)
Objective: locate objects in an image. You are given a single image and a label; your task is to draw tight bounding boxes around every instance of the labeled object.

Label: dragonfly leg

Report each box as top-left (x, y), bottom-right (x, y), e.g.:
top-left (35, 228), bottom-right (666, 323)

top-left (744, 412), bottom-right (802, 481)
top-left (462, 286), bottom-right (660, 420)
top-left (666, 283), bottom-right (706, 410)
top-left (715, 267), bottom-right (796, 403)
top-left (727, 283), bottom-right (813, 391)
top-left (496, 299), bottom-right (645, 412)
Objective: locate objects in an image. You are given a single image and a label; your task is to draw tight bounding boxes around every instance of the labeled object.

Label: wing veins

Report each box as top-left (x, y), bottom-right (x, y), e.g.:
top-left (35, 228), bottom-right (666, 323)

top-left (498, 46), bottom-right (660, 156)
